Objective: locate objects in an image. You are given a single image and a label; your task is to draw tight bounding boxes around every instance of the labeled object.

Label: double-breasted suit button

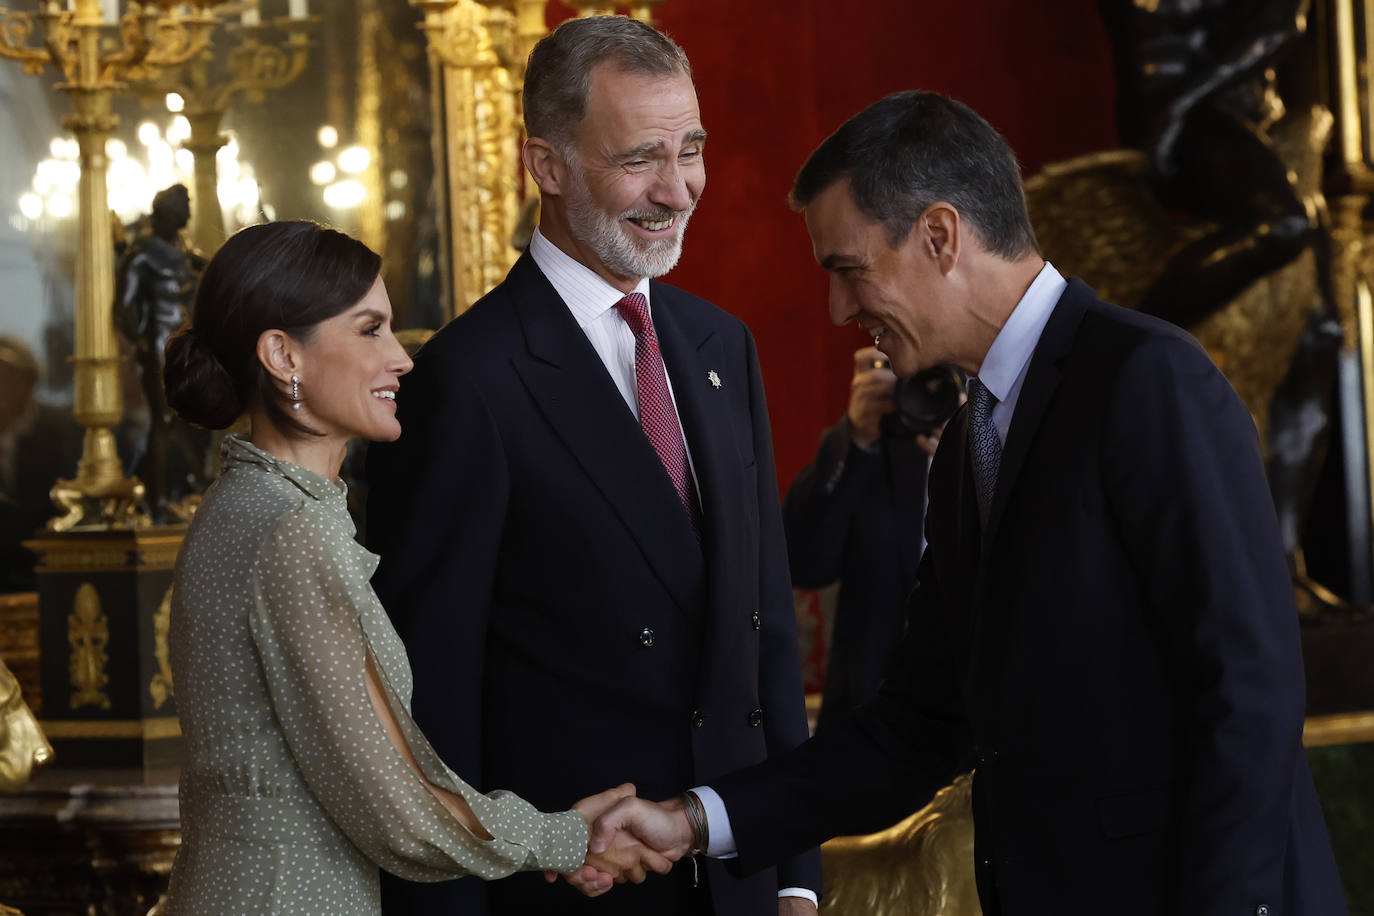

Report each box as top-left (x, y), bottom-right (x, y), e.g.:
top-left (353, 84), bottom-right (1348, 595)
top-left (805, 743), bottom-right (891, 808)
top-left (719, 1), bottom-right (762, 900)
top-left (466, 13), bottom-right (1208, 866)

top-left (691, 710), bottom-right (705, 728)
top-left (1255, 906), bottom-right (1270, 916)
top-left (747, 707), bottom-right (763, 727)
top-left (751, 610), bottom-right (761, 630)
top-left (638, 627), bottom-right (655, 647)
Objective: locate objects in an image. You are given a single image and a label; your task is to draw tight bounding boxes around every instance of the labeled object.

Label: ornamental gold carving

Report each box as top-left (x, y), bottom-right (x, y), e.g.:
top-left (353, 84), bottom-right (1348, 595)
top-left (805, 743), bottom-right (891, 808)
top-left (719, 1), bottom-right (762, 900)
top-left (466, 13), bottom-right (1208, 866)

top-left (68, 583), bottom-right (111, 711)
top-left (149, 586), bottom-right (174, 711)
top-left (0, 656), bottom-right (53, 793)
top-left (434, 0), bottom-right (521, 312)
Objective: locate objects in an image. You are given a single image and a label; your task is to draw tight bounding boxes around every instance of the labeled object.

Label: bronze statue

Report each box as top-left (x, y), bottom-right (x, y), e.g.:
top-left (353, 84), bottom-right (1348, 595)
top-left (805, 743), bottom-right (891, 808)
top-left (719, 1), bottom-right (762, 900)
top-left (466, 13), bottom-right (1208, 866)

top-left (114, 184), bottom-right (209, 524)
top-left (1090, 0), bottom-right (1349, 617)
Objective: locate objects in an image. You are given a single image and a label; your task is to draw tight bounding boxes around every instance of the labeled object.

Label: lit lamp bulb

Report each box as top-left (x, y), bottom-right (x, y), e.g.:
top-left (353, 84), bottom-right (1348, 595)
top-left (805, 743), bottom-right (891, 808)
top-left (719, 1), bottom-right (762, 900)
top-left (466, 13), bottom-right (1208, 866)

top-left (309, 161), bottom-right (337, 185)
top-left (18, 193), bottom-right (43, 221)
top-left (323, 180), bottom-right (365, 209)
top-left (337, 146), bottom-right (370, 175)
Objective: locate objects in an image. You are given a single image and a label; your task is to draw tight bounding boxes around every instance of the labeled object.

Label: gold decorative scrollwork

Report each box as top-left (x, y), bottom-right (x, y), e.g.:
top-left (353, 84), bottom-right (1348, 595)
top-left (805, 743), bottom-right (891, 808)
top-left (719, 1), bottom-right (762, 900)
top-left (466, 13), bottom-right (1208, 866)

top-left (0, 8), bottom-right (57, 75)
top-left (149, 586), bottom-right (174, 711)
top-left (68, 583), bottom-right (111, 711)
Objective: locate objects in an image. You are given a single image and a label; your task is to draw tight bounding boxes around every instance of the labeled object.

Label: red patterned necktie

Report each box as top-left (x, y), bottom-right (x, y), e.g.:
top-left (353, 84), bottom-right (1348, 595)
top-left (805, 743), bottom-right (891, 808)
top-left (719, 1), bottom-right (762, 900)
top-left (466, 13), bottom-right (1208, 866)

top-left (614, 292), bottom-right (702, 534)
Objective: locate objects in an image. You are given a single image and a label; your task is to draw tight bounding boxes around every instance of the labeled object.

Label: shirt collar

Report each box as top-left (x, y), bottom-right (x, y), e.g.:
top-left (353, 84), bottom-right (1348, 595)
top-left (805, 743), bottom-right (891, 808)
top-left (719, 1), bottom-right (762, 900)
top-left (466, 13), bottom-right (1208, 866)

top-left (974, 261), bottom-right (1066, 402)
top-left (529, 227), bottom-right (651, 327)
top-left (220, 433), bottom-right (349, 518)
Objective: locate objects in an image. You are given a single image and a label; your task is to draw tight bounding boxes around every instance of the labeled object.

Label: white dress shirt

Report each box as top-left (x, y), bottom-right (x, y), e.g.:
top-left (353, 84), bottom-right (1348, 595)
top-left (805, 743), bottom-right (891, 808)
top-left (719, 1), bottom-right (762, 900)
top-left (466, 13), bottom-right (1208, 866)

top-left (972, 261), bottom-right (1066, 442)
top-left (693, 262), bottom-right (1067, 901)
top-left (528, 229), bottom-right (703, 498)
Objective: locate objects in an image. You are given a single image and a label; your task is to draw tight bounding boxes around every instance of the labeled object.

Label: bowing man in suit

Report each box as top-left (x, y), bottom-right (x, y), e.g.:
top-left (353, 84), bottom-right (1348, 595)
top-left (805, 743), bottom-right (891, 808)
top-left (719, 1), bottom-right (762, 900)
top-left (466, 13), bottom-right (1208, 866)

top-left (365, 15), bottom-right (820, 916)
top-left (589, 90), bottom-right (1347, 916)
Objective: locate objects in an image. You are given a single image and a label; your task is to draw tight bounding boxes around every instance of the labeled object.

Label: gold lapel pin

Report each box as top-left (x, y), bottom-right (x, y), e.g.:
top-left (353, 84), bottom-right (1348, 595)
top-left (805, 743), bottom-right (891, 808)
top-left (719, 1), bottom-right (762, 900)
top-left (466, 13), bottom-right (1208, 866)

top-left (708, 369), bottom-right (722, 389)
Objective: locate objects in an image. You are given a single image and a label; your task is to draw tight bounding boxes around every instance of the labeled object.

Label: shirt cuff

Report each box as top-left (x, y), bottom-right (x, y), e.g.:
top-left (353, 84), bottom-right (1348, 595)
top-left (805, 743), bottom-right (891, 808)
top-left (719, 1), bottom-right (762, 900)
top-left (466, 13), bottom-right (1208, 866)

top-left (690, 785), bottom-right (737, 857)
top-left (779, 887), bottom-right (819, 906)
top-left (695, 786), bottom-right (819, 903)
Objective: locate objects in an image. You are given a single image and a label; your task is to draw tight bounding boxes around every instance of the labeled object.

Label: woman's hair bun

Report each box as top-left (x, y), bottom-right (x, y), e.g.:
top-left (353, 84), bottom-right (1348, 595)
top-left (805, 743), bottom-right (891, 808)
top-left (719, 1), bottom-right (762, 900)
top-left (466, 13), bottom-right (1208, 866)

top-left (163, 328), bottom-right (243, 430)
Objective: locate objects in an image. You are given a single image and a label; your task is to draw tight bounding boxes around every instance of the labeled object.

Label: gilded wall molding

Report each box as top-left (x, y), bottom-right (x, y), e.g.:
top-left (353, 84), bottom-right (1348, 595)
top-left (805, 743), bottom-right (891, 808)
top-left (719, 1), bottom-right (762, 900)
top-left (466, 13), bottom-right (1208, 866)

top-left (68, 583), bottom-right (111, 711)
top-left (149, 586), bottom-right (174, 711)
top-left (39, 718), bottom-right (181, 740)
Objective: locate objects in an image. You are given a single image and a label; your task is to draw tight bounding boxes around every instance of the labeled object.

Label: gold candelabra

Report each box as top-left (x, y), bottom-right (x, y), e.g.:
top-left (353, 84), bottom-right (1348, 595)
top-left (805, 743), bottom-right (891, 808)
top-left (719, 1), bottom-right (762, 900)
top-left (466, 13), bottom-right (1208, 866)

top-left (0, 0), bottom-right (216, 531)
top-left (141, 8), bottom-right (316, 253)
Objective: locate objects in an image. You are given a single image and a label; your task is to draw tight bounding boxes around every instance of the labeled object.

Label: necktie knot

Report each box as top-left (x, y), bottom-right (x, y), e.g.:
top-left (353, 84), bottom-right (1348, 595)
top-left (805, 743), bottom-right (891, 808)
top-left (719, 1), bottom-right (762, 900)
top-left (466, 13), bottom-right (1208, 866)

top-left (967, 377), bottom-right (1001, 527)
top-left (614, 292), bottom-right (651, 338)
top-left (969, 377), bottom-right (997, 419)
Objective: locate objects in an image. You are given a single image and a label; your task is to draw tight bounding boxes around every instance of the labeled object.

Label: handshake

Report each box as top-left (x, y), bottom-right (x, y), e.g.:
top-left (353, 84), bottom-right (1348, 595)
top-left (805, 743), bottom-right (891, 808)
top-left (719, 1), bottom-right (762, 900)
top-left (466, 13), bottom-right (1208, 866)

top-left (551, 783), bottom-right (701, 897)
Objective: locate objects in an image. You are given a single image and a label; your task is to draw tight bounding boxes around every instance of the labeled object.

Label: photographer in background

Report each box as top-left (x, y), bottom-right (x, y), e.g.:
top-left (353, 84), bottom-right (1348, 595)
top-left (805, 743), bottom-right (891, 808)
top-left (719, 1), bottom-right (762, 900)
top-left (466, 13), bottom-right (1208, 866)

top-left (783, 346), bottom-right (962, 735)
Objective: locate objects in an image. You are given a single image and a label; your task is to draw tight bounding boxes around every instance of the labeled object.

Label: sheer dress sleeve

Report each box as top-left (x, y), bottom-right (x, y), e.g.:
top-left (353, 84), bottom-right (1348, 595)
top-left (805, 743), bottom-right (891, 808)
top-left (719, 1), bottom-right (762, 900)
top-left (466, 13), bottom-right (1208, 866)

top-left (248, 501), bottom-right (587, 882)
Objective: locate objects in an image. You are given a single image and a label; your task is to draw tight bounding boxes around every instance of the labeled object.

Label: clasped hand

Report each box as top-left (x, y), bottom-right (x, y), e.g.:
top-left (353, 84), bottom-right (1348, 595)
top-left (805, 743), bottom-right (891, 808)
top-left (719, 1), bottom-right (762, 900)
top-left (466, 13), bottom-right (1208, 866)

top-left (547, 784), bottom-right (688, 897)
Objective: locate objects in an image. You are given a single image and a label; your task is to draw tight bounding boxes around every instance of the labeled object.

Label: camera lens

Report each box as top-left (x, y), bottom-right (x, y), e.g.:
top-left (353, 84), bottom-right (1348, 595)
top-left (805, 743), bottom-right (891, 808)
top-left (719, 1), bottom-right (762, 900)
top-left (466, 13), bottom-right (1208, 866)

top-left (885, 365), bottom-right (965, 437)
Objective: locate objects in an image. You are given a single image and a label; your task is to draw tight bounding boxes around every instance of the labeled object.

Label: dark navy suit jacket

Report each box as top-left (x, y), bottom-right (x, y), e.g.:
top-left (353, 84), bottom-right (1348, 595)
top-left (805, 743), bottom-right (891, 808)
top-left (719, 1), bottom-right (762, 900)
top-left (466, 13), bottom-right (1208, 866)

top-left (713, 280), bottom-right (1345, 915)
top-left (366, 253), bottom-right (820, 915)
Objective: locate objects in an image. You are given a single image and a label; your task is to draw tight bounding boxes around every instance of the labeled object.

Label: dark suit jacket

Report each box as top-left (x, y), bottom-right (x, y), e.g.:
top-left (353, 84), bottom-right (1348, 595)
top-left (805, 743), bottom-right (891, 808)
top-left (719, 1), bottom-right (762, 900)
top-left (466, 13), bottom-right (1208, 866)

top-left (783, 420), bottom-right (925, 735)
top-left (713, 280), bottom-right (1345, 915)
top-left (366, 253), bottom-right (821, 915)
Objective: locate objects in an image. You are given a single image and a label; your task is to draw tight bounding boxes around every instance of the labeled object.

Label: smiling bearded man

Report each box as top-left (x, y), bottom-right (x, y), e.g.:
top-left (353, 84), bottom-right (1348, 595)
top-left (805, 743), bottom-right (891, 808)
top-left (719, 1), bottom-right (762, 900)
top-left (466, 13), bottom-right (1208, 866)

top-left (365, 14), bottom-right (820, 916)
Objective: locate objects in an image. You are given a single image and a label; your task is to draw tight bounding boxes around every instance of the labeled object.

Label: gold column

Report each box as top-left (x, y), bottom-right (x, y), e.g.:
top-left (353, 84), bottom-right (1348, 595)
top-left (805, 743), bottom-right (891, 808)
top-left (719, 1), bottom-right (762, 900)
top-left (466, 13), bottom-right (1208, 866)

top-left (356, 0), bottom-right (385, 254)
top-left (1331, 0), bottom-right (1374, 589)
top-left (0, 0), bottom-right (211, 531)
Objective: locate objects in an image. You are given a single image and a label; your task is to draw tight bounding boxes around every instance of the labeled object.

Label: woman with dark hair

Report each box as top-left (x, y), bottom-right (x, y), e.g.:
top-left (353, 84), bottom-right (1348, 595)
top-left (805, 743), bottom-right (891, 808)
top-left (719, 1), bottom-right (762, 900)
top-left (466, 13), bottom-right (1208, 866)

top-left (160, 221), bottom-right (666, 914)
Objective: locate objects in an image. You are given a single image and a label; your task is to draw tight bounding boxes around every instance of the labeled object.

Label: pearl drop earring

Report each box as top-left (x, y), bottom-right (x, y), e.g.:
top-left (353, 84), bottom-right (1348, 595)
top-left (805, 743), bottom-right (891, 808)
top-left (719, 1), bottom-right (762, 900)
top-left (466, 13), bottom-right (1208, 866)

top-left (291, 375), bottom-right (301, 411)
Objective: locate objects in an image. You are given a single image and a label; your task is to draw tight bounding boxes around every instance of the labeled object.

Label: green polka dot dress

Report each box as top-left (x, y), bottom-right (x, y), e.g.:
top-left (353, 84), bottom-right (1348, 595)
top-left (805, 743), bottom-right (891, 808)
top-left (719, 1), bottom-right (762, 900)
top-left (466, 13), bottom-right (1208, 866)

top-left (163, 435), bottom-right (587, 915)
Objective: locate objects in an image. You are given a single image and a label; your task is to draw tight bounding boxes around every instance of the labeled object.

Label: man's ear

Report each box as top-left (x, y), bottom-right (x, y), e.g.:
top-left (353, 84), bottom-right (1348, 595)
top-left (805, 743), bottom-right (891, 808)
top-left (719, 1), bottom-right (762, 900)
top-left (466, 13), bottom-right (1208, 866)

top-left (256, 329), bottom-right (302, 388)
top-left (922, 203), bottom-right (961, 275)
top-left (522, 138), bottom-right (567, 197)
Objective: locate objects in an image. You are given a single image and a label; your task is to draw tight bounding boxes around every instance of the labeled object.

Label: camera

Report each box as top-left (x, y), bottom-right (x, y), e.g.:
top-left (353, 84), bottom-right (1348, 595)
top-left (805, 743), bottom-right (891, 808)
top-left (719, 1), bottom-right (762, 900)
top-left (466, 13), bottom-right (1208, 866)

top-left (876, 361), bottom-right (965, 438)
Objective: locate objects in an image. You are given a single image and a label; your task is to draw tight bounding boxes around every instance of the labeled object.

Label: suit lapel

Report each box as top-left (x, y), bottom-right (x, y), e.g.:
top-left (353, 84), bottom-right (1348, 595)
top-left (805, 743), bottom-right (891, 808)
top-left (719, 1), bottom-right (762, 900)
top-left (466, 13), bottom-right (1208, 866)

top-left (982, 279), bottom-right (1091, 555)
top-left (505, 255), bottom-right (705, 617)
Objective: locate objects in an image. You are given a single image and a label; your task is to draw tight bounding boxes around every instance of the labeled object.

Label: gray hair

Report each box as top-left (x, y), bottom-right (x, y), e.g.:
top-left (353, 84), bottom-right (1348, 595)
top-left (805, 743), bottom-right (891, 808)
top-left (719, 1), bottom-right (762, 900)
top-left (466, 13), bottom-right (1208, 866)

top-left (523, 16), bottom-right (691, 151)
top-left (790, 90), bottom-right (1039, 259)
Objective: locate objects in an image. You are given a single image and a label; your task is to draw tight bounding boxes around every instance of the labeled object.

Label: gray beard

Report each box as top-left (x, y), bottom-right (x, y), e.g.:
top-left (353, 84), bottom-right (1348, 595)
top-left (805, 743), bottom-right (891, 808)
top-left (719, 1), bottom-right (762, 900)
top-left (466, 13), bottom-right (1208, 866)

top-left (563, 167), bottom-right (693, 280)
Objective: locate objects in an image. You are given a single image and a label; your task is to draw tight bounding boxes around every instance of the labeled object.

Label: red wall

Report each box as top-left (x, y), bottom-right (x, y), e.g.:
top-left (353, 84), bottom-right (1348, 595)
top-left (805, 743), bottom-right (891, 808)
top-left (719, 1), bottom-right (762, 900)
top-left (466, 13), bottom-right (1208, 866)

top-left (551, 1), bottom-right (1119, 491)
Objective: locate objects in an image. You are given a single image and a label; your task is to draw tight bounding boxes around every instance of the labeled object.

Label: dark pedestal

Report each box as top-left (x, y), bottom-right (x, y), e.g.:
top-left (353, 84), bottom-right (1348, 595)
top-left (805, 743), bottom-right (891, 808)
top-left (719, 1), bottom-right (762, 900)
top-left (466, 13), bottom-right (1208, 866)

top-left (0, 768), bottom-right (178, 916)
top-left (24, 528), bottom-right (185, 778)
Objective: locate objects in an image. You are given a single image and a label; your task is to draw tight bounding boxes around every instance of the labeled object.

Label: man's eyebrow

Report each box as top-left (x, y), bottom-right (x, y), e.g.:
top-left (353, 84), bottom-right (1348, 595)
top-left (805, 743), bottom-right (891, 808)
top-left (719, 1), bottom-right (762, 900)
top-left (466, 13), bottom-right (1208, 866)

top-left (617, 129), bottom-right (708, 160)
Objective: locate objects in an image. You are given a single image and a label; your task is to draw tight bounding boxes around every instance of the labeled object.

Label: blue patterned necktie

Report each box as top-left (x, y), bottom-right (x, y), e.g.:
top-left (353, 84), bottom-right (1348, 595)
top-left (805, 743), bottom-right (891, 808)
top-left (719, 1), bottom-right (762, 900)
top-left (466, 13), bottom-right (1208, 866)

top-left (968, 377), bottom-right (1001, 527)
